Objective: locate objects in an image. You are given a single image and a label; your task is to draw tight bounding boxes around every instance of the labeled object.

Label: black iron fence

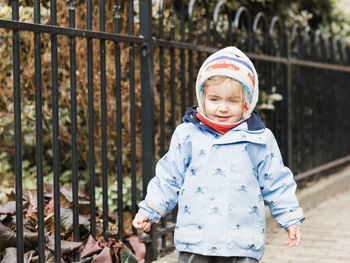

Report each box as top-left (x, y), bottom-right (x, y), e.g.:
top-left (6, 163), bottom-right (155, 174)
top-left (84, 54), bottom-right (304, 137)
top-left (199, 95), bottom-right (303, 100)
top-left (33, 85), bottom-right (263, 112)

top-left (1, 0), bottom-right (350, 262)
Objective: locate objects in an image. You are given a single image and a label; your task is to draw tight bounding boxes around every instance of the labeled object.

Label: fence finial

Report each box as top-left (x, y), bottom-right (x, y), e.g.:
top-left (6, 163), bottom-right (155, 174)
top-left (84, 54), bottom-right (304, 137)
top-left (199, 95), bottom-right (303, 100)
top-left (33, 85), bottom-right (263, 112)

top-left (67, 0), bottom-right (76, 11)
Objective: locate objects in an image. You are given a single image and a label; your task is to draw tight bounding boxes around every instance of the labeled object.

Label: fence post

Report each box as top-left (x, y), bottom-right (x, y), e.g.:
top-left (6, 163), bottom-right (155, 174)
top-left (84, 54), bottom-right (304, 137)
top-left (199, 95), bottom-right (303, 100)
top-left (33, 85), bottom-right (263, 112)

top-left (286, 24), bottom-right (293, 170)
top-left (139, 0), bottom-right (157, 261)
top-left (12, 1), bottom-right (24, 262)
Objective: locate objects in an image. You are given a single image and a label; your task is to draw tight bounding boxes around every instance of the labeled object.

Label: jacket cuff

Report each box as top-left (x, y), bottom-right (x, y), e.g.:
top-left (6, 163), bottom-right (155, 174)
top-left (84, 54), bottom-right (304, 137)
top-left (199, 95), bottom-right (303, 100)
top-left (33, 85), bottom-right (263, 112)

top-left (276, 207), bottom-right (305, 231)
top-left (281, 213), bottom-right (305, 231)
top-left (138, 201), bottom-right (162, 223)
top-left (283, 218), bottom-right (304, 231)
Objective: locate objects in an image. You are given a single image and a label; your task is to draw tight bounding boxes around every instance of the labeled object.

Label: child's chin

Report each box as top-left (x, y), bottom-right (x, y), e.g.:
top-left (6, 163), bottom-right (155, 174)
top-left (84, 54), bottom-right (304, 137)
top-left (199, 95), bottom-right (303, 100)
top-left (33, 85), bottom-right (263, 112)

top-left (215, 118), bottom-right (235, 123)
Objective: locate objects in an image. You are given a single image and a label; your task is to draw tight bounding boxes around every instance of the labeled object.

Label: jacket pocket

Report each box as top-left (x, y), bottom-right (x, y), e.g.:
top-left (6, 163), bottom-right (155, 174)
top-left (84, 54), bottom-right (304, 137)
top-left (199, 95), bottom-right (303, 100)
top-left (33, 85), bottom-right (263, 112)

top-left (174, 224), bottom-right (205, 246)
top-left (226, 230), bottom-right (265, 251)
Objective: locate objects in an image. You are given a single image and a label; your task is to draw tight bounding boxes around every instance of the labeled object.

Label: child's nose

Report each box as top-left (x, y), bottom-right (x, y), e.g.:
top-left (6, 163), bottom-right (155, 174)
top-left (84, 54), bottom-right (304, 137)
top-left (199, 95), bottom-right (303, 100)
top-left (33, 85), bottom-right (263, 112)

top-left (218, 102), bottom-right (229, 112)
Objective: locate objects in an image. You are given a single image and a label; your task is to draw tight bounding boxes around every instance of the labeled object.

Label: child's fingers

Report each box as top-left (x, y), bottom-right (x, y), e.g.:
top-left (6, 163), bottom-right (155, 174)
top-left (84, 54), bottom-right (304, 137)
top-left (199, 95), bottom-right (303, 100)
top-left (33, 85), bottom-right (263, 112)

top-left (284, 236), bottom-right (297, 247)
top-left (133, 213), bottom-right (151, 231)
top-left (287, 238), bottom-right (298, 247)
top-left (145, 222), bottom-right (152, 232)
top-left (141, 219), bottom-right (151, 228)
top-left (133, 213), bottom-right (153, 232)
top-left (133, 222), bottom-right (142, 230)
top-left (285, 225), bottom-right (301, 247)
top-left (140, 221), bottom-right (151, 232)
top-left (134, 222), bottom-right (148, 231)
top-left (294, 227), bottom-right (302, 246)
top-left (284, 237), bottom-right (294, 246)
top-left (288, 226), bottom-right (296, 239)
top-left (132, 219), bottom-right (144, 229)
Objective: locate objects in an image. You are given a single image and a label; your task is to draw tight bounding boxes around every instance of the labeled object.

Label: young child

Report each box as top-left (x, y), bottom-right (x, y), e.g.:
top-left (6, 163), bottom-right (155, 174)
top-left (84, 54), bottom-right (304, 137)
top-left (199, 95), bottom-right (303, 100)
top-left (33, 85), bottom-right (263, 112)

top-left (133, 46), bottom-right (304, 262)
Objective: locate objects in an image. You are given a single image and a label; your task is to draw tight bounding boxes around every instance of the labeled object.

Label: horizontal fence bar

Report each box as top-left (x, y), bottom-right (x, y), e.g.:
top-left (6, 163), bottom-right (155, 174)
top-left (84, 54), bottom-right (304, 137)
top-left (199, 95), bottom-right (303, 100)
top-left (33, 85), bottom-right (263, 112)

top-left (294, 155), bottom-right (350, 183)
top-left (2, 19), bottom-right (350, 73)
top-left (247, 53), bottom-right (350, 72)
top-left (0, 19), bottom-right (146, 43)
top-left (289, 58), bottom-right (350, 72)
top-left (155, 39), bottom-right (218, 53)
top-left (157, 223), bottom-right (176, 236)
top-left (155, 41), bottom-right (350, 72)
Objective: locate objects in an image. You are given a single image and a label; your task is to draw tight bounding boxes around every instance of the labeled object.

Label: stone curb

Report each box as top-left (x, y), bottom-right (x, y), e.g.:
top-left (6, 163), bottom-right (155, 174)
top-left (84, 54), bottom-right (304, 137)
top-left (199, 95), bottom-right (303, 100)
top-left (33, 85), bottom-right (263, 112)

top-left (152, 166), bottom-right (350, 263)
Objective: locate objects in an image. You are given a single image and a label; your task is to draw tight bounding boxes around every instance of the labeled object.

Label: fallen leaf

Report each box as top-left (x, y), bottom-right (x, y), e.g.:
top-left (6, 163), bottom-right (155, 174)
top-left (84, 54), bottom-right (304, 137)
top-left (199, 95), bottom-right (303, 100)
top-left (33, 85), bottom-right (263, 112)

top-left (24, 250), bottom-right (35, 263)
top-left (0, 201), bottom-right (16, 215)
top-left (23, 230), bottom-right (39, 244)
top-left (45, 197), bottom-right (55, 214)
top-left (92, 247), bottom-right (113, 263)
top-left (80, 235), bottom-right (102, 258)
top-left (59, 187), bottom-right (90, 214)
top-left (23, 190), bottom-right (38, 207)
top-left (60, 208), bottom-right (90, 233)
top-left (61, 239), bottom-right (83, 255)
top-left (118, 246), bottom-right (138, 263)
top-left (0, 246), bottom-right (34, 262)
top-left (1, 247), bottom-right (17, 263)
top-left (0, 200), bottom-right (28, 215)
top-left (0, 222), bottom-right (16, 249)
top-left (46, 236), bottom-right (82, 255)
top-left (6, 191), bottom-right (16, 202)
top-left (126, 235), bottom-right (145, 263)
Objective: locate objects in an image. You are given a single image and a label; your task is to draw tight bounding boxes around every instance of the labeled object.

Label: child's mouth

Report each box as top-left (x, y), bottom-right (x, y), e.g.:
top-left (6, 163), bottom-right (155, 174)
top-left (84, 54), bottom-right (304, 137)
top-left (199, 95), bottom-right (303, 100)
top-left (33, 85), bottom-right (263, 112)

top-left (215, 116), bottom-right (231, 121)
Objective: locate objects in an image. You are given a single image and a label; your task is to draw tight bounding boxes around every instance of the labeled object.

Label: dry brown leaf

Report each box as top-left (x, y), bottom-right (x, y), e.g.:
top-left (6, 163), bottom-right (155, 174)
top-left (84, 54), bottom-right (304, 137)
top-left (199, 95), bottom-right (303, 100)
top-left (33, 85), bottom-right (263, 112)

top-left (80, 235), bottom-right (102, 259)
top-left (126, 235), bottom-right (146, 263)
top-left (92, 247), bottom-right (113, 263)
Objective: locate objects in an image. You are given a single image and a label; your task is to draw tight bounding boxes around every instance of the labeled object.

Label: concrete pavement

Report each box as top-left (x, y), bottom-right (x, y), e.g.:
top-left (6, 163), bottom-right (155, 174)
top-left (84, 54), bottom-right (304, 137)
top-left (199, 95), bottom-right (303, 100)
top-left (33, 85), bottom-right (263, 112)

top-left (152, 166), bottom-right (350, 263)
top-left (261, 189), bottom-right (350, 263)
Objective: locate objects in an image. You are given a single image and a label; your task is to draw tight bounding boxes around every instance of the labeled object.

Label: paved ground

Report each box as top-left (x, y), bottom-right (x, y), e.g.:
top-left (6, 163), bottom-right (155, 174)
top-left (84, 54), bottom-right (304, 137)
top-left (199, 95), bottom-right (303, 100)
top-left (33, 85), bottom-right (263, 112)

top-left (261, 190), bottom-right (350, 263)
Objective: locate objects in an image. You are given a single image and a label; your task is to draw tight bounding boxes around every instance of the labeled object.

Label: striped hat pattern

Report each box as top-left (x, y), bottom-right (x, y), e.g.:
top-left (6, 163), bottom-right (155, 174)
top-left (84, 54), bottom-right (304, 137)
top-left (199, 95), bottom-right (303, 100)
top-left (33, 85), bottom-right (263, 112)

top-left (196, 46), bottom-right (259, 122)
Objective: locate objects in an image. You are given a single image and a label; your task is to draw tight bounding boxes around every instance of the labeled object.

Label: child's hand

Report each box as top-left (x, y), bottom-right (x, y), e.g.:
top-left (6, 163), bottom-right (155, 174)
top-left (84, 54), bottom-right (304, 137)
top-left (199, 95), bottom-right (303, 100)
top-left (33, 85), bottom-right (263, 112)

top-left (285, 225), bottom-right (301, 247)
top-left (132, 213), bottom-right (152, 232)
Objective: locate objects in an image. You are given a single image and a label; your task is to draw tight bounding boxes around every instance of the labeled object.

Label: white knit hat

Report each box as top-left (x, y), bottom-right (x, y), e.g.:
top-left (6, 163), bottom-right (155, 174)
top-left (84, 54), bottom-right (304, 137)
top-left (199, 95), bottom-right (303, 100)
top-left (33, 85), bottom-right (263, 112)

top-left (196, 46), bottom-right (259, 122)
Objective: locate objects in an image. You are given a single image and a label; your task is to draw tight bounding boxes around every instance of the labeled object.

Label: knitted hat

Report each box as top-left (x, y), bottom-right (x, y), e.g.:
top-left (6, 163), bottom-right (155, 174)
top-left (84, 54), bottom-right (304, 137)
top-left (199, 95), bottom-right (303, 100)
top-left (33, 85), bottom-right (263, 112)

top-left (196, 46), bottom-right (259, 122)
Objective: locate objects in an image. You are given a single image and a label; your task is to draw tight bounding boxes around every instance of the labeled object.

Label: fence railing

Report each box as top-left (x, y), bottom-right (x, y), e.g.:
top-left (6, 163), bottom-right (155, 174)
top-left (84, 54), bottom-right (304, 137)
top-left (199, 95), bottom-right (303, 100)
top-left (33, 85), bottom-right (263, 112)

top-left (1, 0), bottom-right (350, 262)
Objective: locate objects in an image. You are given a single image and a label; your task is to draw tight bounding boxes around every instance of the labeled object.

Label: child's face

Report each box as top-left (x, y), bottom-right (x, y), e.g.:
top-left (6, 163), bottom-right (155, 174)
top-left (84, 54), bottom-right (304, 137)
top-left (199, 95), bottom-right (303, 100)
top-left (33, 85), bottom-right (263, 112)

top-left (203, 79), bottom-right (244, 124)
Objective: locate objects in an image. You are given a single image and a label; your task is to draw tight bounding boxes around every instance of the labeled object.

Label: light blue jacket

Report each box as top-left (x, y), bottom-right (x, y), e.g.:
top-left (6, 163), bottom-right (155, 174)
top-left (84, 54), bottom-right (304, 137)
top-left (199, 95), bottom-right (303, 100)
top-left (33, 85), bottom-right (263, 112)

top-left (138, 108), bottom-right (304, 260)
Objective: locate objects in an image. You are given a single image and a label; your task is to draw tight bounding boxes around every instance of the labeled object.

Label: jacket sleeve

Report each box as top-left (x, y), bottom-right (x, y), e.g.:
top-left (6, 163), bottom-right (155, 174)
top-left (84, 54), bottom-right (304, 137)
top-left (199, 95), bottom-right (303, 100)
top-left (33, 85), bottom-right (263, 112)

top-left (257, 129), bottom-right (305, 230)
top-left (138, 126), bottom-right (191, 223)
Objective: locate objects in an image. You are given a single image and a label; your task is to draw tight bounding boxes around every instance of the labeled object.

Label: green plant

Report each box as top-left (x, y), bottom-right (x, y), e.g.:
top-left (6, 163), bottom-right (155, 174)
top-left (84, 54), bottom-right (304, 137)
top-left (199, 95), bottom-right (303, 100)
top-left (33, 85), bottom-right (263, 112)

top-left (95, 173), bottom-right (143, 212)
top-left (257, 90), bottom-right (283, 111)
